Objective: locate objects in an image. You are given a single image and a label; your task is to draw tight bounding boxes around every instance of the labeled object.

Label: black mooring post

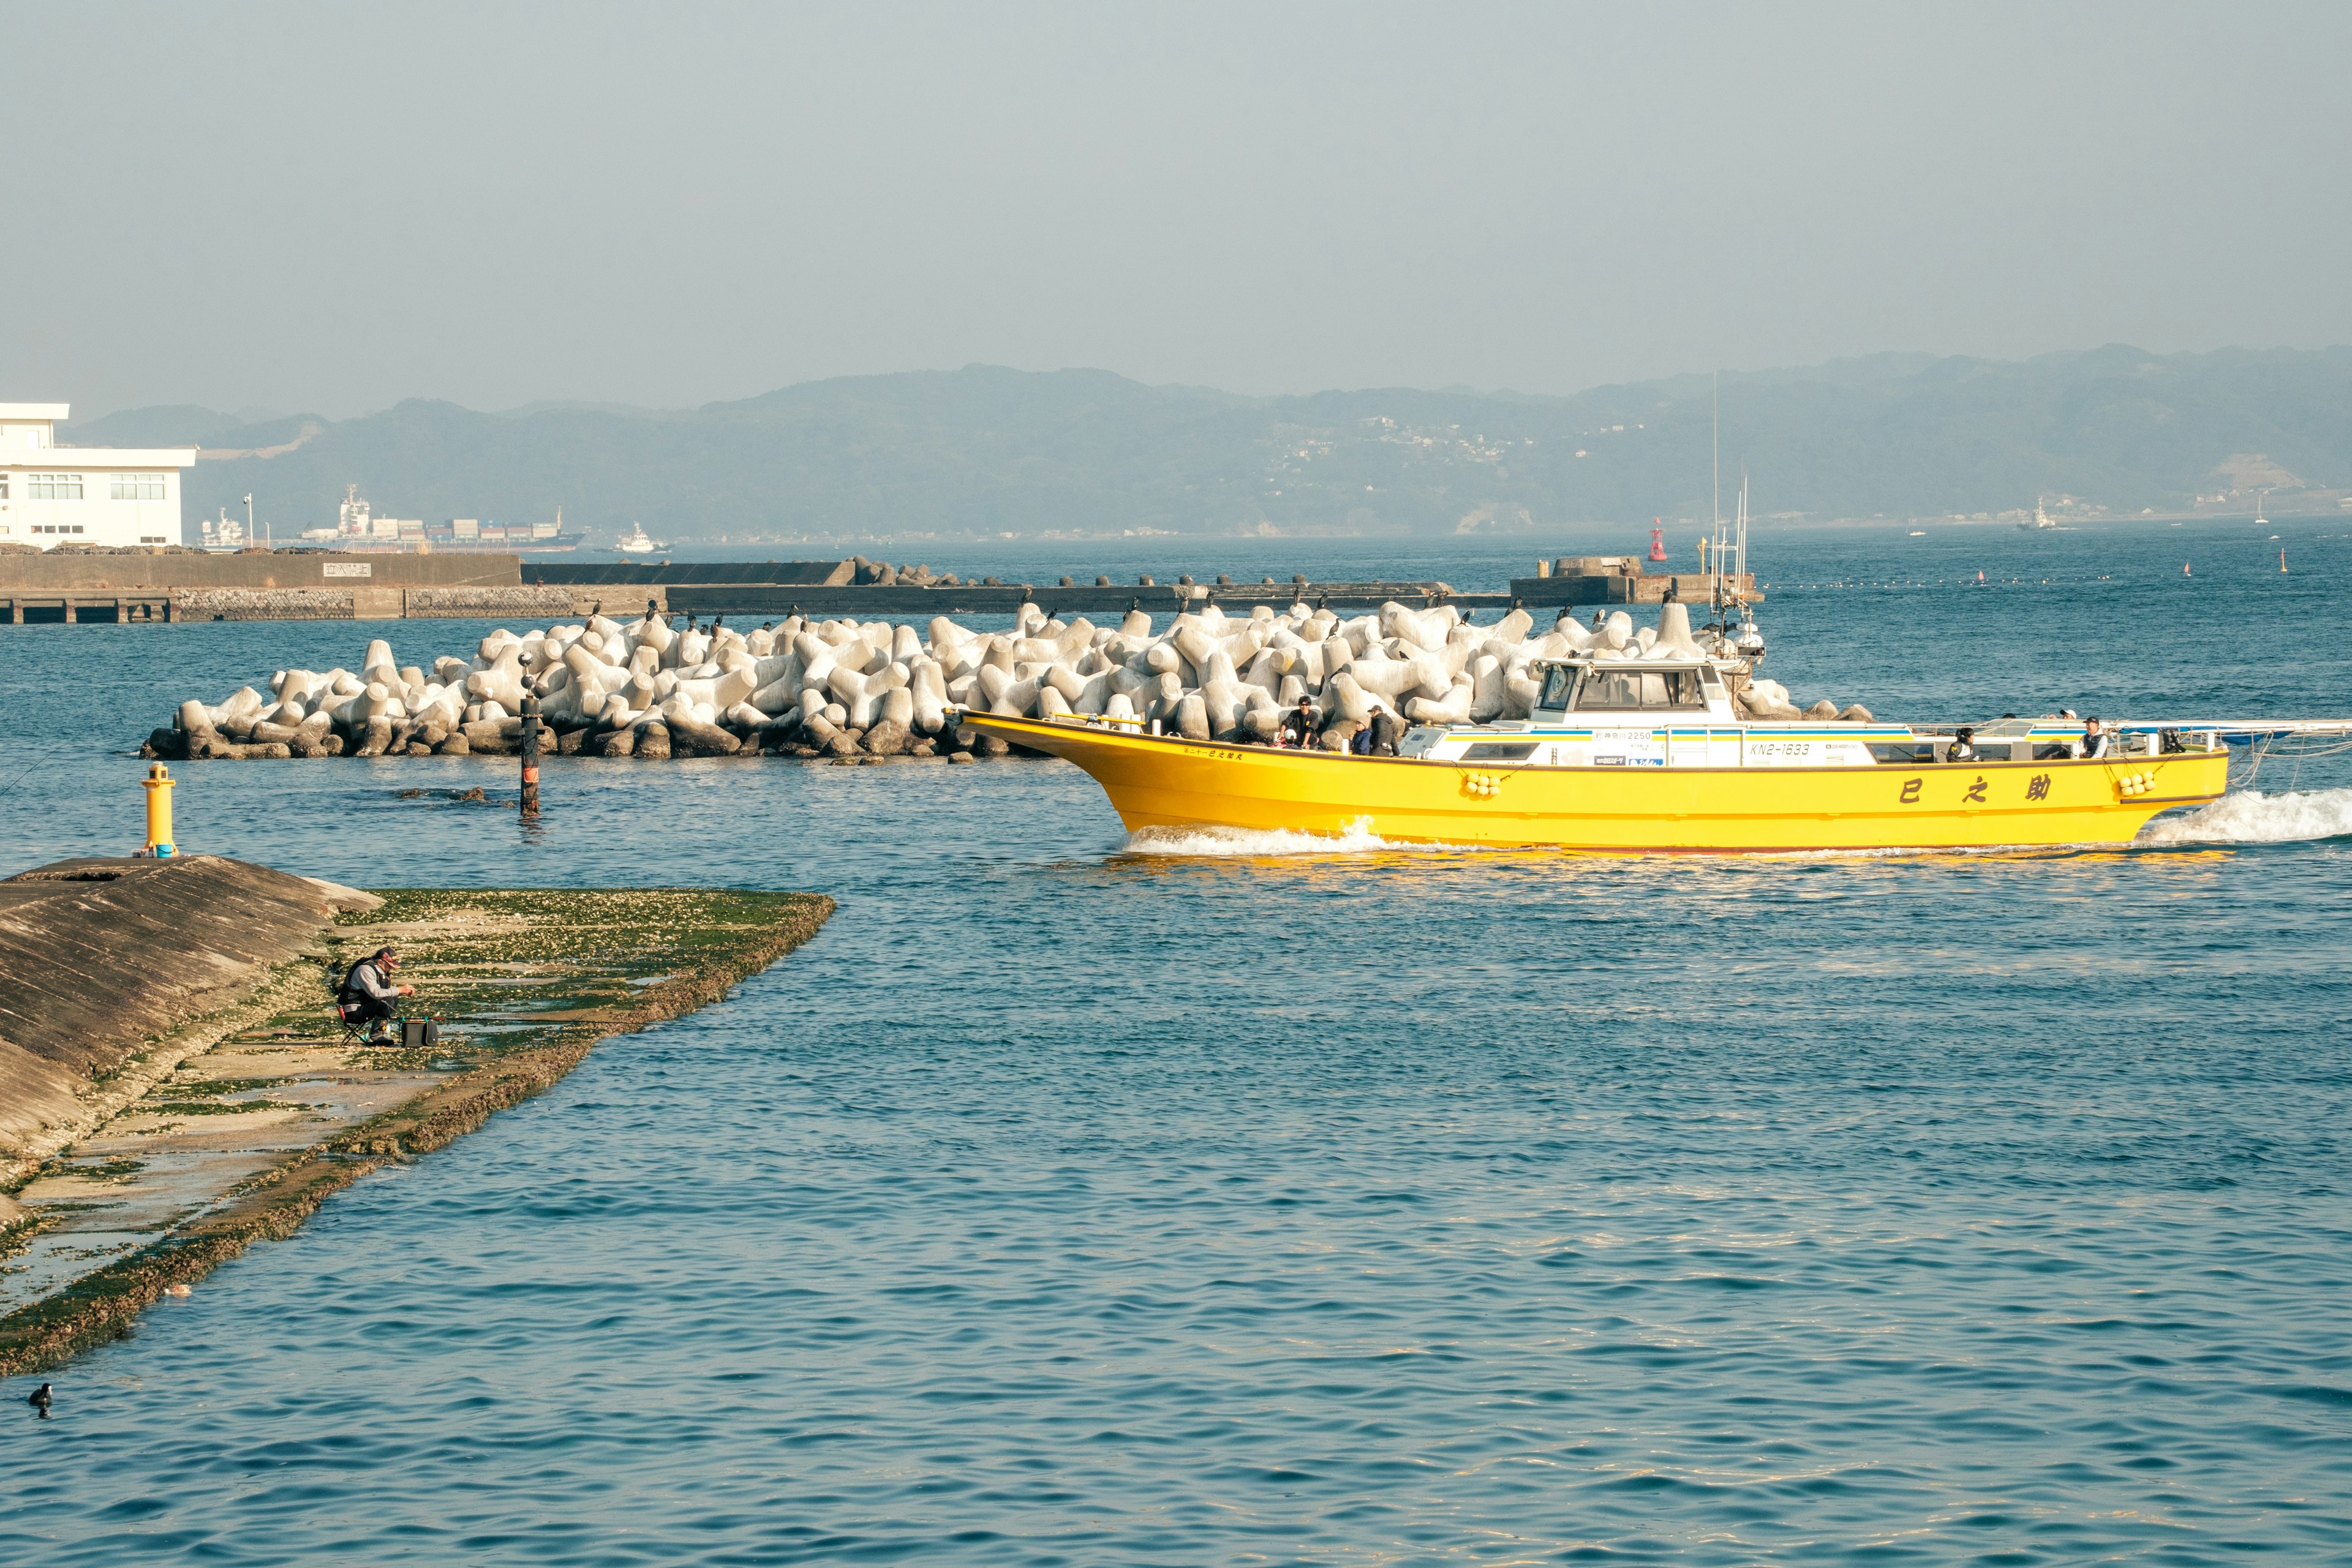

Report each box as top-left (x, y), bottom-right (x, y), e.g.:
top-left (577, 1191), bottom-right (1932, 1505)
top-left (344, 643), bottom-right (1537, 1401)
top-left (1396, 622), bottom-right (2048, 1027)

top-left (519, 695), bottom-right (543, 818)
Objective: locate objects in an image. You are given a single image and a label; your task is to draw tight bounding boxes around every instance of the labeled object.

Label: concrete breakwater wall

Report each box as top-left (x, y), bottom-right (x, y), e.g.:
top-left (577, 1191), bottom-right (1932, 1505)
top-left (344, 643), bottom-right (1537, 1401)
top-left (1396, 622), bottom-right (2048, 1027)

top-left (171, 586), bottom-right (580, 622)
top-left (153, 599), bottom-right (1839, 766)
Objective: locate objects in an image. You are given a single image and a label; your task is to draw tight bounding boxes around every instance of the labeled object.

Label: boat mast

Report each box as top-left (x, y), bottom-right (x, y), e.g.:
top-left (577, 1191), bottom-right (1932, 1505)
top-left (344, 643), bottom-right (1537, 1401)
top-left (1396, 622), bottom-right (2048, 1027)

top-left (1711, 368), bottom-right (1721, 546)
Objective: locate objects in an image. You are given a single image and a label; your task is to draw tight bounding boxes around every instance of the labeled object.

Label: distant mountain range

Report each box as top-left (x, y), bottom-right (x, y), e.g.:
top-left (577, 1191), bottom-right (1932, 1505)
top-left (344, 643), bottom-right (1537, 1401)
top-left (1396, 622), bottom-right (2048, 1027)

top-left (64, 345), bottom-right (2352, 547)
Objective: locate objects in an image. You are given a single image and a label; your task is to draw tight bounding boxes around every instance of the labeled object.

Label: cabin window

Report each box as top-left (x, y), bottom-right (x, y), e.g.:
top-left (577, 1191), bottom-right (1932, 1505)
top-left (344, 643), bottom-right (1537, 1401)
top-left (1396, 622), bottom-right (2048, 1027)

top-left (1460, 742), bottom-right (1536, 761)
top-left (1535, 666), bottom-right (1579, 711)
top-left (1571, 668), bottom-right (1708, 712)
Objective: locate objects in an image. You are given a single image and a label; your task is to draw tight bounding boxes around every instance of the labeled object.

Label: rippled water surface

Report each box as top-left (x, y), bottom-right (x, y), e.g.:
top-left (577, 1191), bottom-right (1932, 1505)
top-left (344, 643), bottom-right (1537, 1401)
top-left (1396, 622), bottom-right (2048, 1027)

top-left (4, 523), bottom-right (2352, 1564)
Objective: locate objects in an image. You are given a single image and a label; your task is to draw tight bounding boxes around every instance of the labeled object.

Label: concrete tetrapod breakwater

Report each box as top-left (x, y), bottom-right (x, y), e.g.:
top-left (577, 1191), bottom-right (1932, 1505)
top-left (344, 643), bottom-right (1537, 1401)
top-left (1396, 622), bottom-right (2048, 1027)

top-left (0, 854), bottom-right (833, 1374)
top-left (151, 599), bottom-right (1861, 768)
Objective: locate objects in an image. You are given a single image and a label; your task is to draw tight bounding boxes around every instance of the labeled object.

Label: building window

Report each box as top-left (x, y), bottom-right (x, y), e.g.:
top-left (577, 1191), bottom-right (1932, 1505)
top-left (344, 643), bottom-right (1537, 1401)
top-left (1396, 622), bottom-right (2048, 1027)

top-left (26, 473), bottom-right (83, 500)
top-left (140, 534), bottom-right (167, 544)
top-left (111, 474), bottom-right (167, 500)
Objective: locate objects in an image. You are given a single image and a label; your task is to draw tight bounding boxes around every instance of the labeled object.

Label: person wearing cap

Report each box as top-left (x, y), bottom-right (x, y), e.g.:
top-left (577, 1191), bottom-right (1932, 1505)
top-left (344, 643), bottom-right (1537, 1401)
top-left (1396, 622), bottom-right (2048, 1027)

top-left (2076, 716), bottom-right (2111, 759)
top-left (336, 946), bottom-right (415, 1046)
top-left (1278, 696), bottom-right (1316, 748)
top-left (1947, 726), bottom-right (1978, 763)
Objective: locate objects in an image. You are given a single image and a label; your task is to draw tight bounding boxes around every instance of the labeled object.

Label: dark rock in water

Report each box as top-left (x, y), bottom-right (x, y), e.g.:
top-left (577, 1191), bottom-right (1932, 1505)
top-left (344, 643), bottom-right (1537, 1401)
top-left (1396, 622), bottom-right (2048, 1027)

top-left (596, 728), bottom-right (637, 758)
top-left (668, 717), bottom-right (742, 758)
top-left (405, 742), bottom-right (433, 758)
top-left (556, 727), bottom-right (587, 755)
top-left (356, 718), bottom-right (394, 758)
top-left (908, 738), bottom-right (936, 757)
top-left (862, 719), bottom-right (911, 756)
top-left (636, 722), bottom-right (673, 761)
top-left (322, 734), bottom-right (347, 756)
top-left (436, 733), bottom-right (471, 756)
top-left (946, 751), bottom-right (974, 764)
top-left (822, 731), bottom-right (862, 758)
top-left (461, 720), bottom-right (518, 755)
top-left (953, 724), bottom-right (981, 750)
top-left (420, 722), bottom-right (450, 747)
top-left (396, 788), bottom-right (424, 799)
top-left (973, 734), bottom-right (1010, 758)
top-left (145, 727), bottom-right (183, 760)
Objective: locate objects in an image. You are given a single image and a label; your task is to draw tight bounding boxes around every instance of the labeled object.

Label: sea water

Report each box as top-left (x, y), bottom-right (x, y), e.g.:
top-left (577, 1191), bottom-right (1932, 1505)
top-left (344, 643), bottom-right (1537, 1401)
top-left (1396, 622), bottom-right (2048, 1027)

top-left (2, 520), bottom-right (2350, 1564)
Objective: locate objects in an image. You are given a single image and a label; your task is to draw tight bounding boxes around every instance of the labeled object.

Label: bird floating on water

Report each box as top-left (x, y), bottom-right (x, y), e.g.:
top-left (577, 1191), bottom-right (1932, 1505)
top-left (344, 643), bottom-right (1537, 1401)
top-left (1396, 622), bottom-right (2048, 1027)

top-left (27, 1382), bottom-right (51, 1415)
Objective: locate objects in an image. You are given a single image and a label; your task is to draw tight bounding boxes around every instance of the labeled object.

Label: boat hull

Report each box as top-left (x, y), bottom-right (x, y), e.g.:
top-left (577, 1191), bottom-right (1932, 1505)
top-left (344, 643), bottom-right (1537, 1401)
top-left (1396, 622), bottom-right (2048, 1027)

top-left (960, 714), bottom-right (2228, 852)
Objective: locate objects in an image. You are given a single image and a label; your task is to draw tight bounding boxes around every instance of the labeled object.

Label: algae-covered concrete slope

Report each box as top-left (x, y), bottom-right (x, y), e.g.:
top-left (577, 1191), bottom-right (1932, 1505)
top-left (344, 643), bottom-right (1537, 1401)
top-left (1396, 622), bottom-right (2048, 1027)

top-left (0, 856), bottom-right (372, 1176)
top-left (0, 882), bottom-right (833, 1376)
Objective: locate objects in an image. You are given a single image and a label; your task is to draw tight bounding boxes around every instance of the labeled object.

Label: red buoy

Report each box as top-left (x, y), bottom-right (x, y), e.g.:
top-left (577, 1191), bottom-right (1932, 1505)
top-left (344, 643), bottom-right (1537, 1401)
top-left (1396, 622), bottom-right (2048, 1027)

top-left (1648, 522), bottom-right (1668, 562)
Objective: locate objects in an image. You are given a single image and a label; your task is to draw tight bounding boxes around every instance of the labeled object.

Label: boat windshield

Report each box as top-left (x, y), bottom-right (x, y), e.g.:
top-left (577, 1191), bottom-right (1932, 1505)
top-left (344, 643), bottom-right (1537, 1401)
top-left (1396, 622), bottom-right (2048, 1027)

top-left (1569, 668), bottom-right (1708, 712)
top-left (1536, 665), bottom-right (1579, 711)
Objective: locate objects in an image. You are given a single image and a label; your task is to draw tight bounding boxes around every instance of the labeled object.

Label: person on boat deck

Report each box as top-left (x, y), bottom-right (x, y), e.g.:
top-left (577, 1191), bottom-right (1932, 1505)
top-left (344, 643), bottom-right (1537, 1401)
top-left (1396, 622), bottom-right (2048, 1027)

top-left (1947, 727), bottom-right (1978, 763)
top-left (2076, 717), bottom-right (2111, 759)
top-left (337, 947), bottom-right (414, 1046)
top-left (1368, 707), bottom-right (1408, 757)
top-left (1279, 697), bottom-right (1316, 748)
top-left (1351, 719), bottom-right (1376, 755)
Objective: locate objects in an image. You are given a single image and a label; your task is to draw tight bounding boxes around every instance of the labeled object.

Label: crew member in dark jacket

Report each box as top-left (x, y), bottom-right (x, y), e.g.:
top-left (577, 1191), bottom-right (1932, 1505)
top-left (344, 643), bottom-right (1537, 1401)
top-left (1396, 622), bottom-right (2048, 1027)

top-left (1369, 708), bottom-right (1409, 757)
top-left (337, 947), bottom-right (414, 1046)
top-left (1279, 697), bottom-right (1316, 748)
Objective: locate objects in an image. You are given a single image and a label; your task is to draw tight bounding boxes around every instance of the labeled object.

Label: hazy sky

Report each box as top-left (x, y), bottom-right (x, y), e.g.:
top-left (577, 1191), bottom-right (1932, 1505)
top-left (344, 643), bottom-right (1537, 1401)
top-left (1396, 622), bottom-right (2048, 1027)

top-left (7, 0), bottom-right (2348, 420)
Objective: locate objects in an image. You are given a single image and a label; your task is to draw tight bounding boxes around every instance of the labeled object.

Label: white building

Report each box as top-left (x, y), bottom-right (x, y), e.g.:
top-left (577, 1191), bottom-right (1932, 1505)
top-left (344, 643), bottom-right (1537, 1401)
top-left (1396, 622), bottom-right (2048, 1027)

top-left (0, 404), bottom-right (198, 549)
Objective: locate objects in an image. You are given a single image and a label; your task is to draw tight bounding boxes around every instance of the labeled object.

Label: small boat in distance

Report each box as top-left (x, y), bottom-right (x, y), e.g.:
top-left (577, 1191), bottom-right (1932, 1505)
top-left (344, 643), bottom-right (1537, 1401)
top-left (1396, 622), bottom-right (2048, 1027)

top-left (2255, 489), bottom-right (2269, 528)
top-left (2018, 499), bottom-right (2059, 531)
top-left (615, 522), bottom-right (667, 555)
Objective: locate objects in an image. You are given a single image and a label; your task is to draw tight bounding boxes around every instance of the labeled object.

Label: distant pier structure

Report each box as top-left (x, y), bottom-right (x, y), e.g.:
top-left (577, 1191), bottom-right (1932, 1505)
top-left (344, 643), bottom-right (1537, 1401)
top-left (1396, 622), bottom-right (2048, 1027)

top-left (1, 549), bottom-right (1754, 625)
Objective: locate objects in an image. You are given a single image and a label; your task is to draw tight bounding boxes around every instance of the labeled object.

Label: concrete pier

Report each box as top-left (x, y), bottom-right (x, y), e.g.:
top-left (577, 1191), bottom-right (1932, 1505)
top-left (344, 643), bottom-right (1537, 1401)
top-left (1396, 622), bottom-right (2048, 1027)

top-left (0, 856), bottom-right (833, 1373)
top-left (2, 549), bottom-right (1756, 625)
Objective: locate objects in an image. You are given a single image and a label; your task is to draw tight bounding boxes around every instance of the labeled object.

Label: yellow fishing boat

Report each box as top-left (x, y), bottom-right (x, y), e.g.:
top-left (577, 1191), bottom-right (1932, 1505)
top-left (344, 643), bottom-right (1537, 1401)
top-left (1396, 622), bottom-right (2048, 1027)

top-left (957, 654), bottom-right (2229, 853)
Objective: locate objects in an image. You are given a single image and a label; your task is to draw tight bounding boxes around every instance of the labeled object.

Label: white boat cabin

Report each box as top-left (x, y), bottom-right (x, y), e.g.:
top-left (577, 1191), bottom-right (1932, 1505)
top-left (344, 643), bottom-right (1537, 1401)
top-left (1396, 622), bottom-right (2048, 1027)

top-left (1403, 657), bottom-right (2202, 771)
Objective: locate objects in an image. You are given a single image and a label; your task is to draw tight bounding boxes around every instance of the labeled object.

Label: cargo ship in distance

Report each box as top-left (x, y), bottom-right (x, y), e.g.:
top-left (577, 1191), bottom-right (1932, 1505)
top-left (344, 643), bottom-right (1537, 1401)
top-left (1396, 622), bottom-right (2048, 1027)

top-left (298, 486), bottom-right (586, 553)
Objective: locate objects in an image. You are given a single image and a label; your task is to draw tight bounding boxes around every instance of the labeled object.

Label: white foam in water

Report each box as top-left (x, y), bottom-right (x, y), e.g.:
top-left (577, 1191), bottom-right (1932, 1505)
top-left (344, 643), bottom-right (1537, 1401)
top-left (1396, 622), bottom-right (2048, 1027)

top-left (1121, 816), bottom-right (1480, 857)
top-left (2137, 788), bottom-right (2352, 846)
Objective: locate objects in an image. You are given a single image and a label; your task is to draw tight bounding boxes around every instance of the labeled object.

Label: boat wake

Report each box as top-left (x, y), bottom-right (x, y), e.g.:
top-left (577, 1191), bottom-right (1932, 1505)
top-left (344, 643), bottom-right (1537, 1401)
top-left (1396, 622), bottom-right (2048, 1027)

top-left (2136, 787), bottom-right (2352, 846)
top-left (1120, 818), bottom-right (1479, 858)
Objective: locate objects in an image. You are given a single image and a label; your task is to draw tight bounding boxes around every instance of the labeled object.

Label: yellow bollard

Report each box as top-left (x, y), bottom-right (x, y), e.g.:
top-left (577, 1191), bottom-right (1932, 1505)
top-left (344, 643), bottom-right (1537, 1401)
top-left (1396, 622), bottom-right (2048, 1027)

top-left (143, 762), bottom-right (176, 858)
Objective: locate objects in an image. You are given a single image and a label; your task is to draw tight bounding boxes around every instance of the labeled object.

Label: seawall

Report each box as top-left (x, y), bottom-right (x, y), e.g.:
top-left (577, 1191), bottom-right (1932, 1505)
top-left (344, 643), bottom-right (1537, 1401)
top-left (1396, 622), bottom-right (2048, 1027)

top-left (0, 855), bottom-right (834, 1373)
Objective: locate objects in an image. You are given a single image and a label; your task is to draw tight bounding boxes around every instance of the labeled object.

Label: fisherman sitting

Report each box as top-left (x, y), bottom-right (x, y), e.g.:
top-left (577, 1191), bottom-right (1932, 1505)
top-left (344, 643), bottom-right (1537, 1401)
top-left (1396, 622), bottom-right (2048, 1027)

top-left (1368, 707), bottom-right (1409, 757)
top-left (2076, 716), bottom-right (2110, 759)
top-left (1279, 696), bottom-right (1316, 749)
top-left (336, 946), bottom-right (415, 1047)
top-left (1947, 726), bottom-right (1978, 763)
